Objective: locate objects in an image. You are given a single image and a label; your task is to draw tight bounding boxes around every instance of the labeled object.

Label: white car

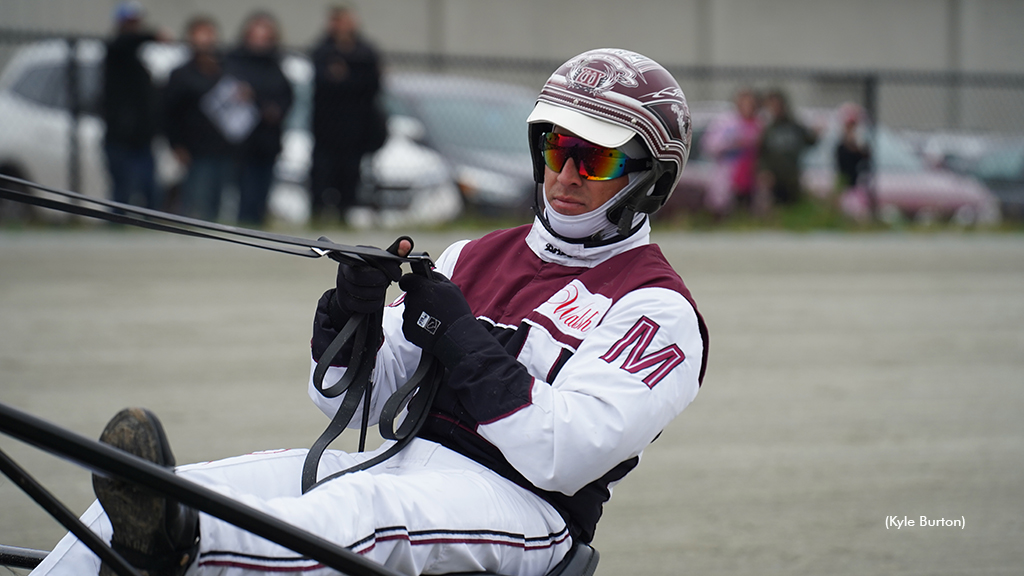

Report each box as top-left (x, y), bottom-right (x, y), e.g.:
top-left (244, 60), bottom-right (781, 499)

top-left (0, 39), bottom-right (460, 227)
top-left (0, 40), bottom-right (117, 222)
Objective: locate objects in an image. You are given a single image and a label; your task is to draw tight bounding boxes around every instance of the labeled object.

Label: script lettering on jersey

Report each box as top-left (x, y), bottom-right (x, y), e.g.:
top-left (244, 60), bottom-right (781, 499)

top-left (600, 316), bottom-right (684, 388)
top-left (535, 279), bottom-right (612, 339)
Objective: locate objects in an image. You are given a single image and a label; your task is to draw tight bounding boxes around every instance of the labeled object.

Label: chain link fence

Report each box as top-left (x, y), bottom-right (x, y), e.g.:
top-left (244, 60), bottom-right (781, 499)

top-left (3, 28), bottom-right (1024, 227)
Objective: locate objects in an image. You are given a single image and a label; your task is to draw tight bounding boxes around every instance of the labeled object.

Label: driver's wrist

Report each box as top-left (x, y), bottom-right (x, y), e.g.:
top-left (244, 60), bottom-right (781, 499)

top-left (433, 314), bottom-right (486, 369)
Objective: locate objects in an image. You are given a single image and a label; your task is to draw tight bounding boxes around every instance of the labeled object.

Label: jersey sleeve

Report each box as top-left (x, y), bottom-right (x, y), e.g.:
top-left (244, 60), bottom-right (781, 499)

top-left (306, 240), bottom-right (471, 424)
top-left (474, 286), bottom-right (703, 495)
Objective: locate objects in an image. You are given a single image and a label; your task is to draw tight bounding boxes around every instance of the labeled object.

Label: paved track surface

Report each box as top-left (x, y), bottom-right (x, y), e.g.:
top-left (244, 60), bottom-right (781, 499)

top-left (2, 229), bottom-right (1022, 575)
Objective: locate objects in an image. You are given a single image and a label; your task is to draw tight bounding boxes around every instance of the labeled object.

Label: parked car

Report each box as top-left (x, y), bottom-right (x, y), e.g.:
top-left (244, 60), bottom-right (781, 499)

top-left (0, 40), bottom-right (134, 222)
top-left (903, 130), bottom-right (987, 173)
top-left (0, 39), bottom-right (459, 228)
top-left (968, 139), bottom-right (1024, 220)
top-left (662, 101), bottom-right (1000, 225)
top-left (383, 73), bottom-right (539, 215)
top-left (800, 111), bottom-right (1000, 225)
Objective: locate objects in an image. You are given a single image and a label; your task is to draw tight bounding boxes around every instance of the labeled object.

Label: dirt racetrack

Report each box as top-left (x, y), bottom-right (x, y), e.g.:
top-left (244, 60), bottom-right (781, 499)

top-left (1, 228), bottom-right (1022, 576)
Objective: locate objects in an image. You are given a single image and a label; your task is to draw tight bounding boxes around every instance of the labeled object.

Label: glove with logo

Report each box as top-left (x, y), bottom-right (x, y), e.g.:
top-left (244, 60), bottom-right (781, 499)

top-left (397, 272), bottom-right (476, 365)
top-left (399, 270), bottom-right (534, 424)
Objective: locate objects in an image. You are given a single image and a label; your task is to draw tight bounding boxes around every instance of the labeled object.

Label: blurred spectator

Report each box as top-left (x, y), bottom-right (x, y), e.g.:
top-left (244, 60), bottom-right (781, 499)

top-left (163, 16), bottom-right (235, 221)
top-left (226, 11), bottom-right (293, 226)
top-left (309, 4), bottom-right (384, 224)
top-left (102, 0), bottom-right (166, 209)
top-left (835, 102), bottom-right (871, 189)
top-left (834, 102), bottom-right (874, 221)
top-left (757, 89), bottom-right (817, 208)
top-left (702, 87), bottom-right (762, 217)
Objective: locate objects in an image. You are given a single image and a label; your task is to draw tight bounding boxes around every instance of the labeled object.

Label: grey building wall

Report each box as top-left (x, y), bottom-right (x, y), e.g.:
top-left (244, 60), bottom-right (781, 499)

top-left (2, 0), bottom-right (1022, 73)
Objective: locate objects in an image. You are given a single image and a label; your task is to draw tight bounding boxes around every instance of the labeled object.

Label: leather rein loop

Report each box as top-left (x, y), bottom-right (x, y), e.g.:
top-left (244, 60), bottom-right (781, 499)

top-left (301, 252), bottom-right (443, 494)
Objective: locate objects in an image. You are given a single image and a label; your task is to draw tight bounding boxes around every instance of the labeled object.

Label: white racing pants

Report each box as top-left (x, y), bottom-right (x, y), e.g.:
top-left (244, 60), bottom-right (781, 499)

top-left (30, 439), bottom-right (571, 576)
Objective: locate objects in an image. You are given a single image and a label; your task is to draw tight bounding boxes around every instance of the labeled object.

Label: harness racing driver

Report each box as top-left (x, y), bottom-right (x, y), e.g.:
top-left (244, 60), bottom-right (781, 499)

top-left (32, 48), bottom-right (708, 576)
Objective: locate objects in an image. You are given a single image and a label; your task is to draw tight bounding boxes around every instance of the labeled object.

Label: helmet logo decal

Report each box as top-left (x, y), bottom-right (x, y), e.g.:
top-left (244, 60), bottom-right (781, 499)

top-left (638, 86), bottom-right (690, 138)
top-left (644, 86), bottom-right (685, 101)
top-left (671, 103), bottom-right (691, 139)
top-left (567, 53), bottom-right (639, 95)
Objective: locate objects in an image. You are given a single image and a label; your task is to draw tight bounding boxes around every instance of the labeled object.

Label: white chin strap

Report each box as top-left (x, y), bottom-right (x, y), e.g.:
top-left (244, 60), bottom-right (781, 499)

top-left (542, 170), bottom-right (651, 241)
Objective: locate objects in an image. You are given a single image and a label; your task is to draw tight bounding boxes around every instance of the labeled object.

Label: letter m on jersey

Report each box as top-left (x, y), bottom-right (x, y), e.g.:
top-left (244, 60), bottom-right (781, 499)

top-left (599, 316), bottom-right (684, 388)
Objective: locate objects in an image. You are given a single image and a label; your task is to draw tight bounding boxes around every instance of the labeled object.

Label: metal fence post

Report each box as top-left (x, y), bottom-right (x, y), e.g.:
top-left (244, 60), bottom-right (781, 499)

top-left (65, 36), bottom-right (81, 194)
top-left (427, 0), bottom-right (444, 72)
top-left (947, 71), bottom-right (962, 130)
top-left (863, 73), bottom-right (878, 222)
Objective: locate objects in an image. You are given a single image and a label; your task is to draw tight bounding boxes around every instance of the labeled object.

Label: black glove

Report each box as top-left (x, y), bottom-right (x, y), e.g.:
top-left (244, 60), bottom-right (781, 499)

top-left (400, 270), bottom-right (534, 424)
top-left (398, 271), bottom-right (474, 361)
top-left (327, 237), bottom-right (408, 327)
top-left (313, 237), bottom-right (409, 365)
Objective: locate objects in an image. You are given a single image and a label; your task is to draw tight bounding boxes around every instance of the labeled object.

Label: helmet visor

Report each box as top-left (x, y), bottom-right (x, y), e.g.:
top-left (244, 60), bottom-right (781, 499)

top-left (539, 132), bottom-right (652, 181)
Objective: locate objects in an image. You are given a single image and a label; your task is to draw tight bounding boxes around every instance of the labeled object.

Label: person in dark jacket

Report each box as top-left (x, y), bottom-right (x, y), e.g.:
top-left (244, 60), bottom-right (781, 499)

top-left (309, 4), bottom-right (383, 223)
top-left (225, 11), bottom-right (293, 226)
top-left (833, 102), bottom-right (875, 221)
top-left (163, 16), bottom-right (235, 221)
top-left (757, 89), bottom-right (817, 207)
top-left (102, 1), bottom-right (164, 209)
top-left (835, 102), bottom-right (872, 189)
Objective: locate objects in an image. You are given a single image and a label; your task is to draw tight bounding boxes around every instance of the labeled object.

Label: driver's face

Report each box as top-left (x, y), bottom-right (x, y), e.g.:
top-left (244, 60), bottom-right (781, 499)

top-left (543, 127), bottom-right (629, 216)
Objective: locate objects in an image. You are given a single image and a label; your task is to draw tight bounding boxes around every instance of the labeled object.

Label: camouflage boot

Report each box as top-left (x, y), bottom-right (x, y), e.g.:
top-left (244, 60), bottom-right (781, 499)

top-left (93, 408), bottom-right (199, 576)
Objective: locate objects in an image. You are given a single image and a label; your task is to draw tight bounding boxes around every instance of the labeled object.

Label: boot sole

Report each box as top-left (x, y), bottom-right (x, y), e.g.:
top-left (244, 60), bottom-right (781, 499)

top-left (93, 408), bottom-right (176, 575)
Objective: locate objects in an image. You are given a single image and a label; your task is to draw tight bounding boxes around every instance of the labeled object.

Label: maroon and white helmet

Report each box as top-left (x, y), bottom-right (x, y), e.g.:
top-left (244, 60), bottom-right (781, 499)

top-left (527, 48), bottom-right (692, 236)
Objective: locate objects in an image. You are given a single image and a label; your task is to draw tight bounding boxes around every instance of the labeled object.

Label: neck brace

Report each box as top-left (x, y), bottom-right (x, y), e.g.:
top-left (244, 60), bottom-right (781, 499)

top-left (542, 170), bottom-right (651, 241)
top-left (526, 215), bottom-right (651, 268)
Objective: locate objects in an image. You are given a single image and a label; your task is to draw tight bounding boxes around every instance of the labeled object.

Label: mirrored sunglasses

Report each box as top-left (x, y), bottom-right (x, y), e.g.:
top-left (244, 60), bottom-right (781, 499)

top-left (539, 132), bottom-right (652, 181)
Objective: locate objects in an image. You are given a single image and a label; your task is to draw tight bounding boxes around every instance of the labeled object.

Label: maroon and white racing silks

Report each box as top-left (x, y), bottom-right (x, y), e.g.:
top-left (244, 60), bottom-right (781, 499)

top-left (310, 217), bottom-right (708, 544)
